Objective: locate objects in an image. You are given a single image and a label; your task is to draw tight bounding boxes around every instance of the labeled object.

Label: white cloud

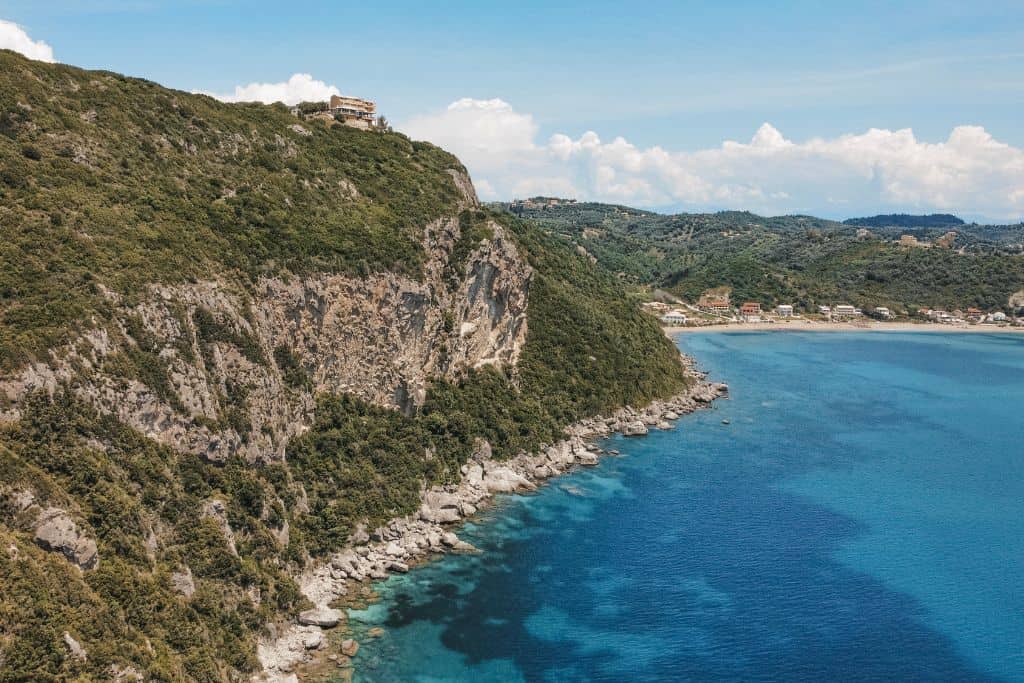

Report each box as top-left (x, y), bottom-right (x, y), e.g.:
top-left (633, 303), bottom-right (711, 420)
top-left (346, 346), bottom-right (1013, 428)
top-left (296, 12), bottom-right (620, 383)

top-left (400, 99), bottom-right (1024, 221)
top-left (199, 73), bottom-right (341, 106)
top-left (0, 19), bottom-right (55, 63)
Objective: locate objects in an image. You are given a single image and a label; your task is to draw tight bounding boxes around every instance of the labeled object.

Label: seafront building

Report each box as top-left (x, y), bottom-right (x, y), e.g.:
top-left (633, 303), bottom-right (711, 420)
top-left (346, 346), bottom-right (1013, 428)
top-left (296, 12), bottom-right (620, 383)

top-left (776, 304), bottom-right (794, 317)
top-left (660, 310), bottom-right (688, 325)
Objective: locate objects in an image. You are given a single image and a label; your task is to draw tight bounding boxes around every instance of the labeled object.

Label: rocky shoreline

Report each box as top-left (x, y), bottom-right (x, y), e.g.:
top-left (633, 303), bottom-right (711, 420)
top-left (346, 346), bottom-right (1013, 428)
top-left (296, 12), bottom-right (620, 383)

top-left (256, 361), bottom-right (727, 681)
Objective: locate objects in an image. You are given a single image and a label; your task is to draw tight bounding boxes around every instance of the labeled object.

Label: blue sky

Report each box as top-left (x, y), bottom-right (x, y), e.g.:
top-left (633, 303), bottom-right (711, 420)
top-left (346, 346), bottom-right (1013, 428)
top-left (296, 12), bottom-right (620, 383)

top-left (2, 1), bottom-right (1023, 220)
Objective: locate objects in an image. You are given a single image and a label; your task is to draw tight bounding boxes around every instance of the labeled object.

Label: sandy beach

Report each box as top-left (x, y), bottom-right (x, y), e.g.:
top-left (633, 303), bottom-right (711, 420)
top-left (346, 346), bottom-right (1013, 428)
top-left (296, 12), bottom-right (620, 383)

top-left (663, 320), bottom-right (1024, 334)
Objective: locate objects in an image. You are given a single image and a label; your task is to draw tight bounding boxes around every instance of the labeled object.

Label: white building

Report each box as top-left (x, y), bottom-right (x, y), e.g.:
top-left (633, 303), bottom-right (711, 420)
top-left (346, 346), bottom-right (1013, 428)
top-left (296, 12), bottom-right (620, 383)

top-left (874, 307), bottom-right (892, 319)
top-left (660, 310), bottom-right (688, 325)
top-left (776, 304), bottom-right (794, 317)
top-left (818, 305), bottom-right (831, 315)
top-left (833, 304), bottom-right (860, 317)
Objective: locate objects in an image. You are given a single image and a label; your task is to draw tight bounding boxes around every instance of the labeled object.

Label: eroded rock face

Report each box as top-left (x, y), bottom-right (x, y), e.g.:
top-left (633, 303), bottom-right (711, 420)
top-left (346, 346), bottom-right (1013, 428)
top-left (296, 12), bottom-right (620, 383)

top-left (33, 508), bottom-right (99, 570)
top-left (2, 489), bottom-right (99, 570)
top-left (0, 213), bottom-right (532, 464)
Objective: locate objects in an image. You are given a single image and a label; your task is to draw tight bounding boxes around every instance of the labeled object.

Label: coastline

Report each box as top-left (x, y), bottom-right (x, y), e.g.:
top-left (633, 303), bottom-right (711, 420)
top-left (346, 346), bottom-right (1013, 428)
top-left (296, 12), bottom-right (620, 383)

top-left (256, 359), bottom-right (728, 682)
top-left (664, 321), bottom-right (1024, 334)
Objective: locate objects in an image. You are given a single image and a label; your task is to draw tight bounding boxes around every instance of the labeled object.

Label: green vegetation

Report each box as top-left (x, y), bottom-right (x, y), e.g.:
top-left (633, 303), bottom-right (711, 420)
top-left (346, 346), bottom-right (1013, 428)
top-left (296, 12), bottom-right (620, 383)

top-left (0, 55), bottom-right (688, 680)
top-left (0, 49), bottom-right (464, 372)
top-left (501, 201), bottom-right (1024, 313)
top-left (842, 213), bottom-right (964, 228)
top-left (1, 393), bottom-right (305, 681)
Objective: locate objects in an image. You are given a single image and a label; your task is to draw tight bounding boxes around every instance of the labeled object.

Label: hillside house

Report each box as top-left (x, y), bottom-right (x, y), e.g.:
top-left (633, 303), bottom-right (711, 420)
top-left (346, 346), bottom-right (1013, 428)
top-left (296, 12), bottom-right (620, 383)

top-left (776, 304), bottom-right (794, 317)
top-left (965, 307), bottom-right (984, 322)
top-left (818, 305), bottom-right (831, 315)
top-left (874, 307), bottom-right (892, 319)
top-left (329, 94), bottom-right (377, 129)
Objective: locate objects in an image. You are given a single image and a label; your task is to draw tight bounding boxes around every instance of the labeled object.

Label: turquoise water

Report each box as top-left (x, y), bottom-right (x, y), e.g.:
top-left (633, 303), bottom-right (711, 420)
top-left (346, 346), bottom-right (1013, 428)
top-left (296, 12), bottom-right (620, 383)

top-left (345, 332), bottom-right (1024, 681)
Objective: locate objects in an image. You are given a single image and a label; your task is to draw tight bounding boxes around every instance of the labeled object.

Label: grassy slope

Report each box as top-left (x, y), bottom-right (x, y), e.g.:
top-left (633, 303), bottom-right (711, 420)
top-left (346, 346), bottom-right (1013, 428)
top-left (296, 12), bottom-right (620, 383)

top-left (0, 55), bottom-right (687, 681)
top-left (506, 202), bottom-right (1024, 312)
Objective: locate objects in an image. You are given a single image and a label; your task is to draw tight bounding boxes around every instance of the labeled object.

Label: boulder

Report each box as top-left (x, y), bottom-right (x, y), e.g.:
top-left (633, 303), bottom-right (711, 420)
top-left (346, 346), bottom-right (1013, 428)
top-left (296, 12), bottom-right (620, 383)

top-left (340, 639), bottom-right (359, 657)
top-left (418, 491), bottom-right (462, 524)
top-left (302, 631), bottom-right (324, 650)
top-left (63, 632), bottom-right (87, 661)
top-left (297, 608), bottom-right (343, 628)
top-left (656, 421), bottom-right (673, 430)
top-left (482, 466), bottom-right (535, 493)
top-left (576, 450), bottom-right (599, 466)
top-left (621, 421), bottom-right (648, 436)
top-left (33, 508), bottom-right (99, 570)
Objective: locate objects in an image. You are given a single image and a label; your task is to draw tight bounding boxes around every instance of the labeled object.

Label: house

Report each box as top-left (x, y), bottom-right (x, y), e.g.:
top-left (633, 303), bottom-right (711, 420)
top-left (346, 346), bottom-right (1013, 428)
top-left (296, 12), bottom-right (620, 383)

top-left (965, 307), bottom-right (984, 322)
top-left (776, 304), bottom-right (794, 317)
top-left (329, 94), bottom-right (377, 129)
top-left (874, 307), bottom-right (892, 319)
top-left (660, 310), bottom-right (688, 326)
top-left (818, 305), bottom-right (831, 315)
top-left (989, 311), bottom-right (1007, 322)
top-left (740, 302), bottom-right (762, 322)
top-left (701, 300), bottom-right (730, 315)
top-left (833, 304), bottom-right (860, 317)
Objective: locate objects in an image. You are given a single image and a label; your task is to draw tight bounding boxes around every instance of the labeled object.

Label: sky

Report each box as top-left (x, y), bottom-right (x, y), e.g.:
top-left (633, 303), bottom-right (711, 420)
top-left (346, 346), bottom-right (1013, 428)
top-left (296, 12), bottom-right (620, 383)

top-left (2, 0), bottom-right (1023, 222)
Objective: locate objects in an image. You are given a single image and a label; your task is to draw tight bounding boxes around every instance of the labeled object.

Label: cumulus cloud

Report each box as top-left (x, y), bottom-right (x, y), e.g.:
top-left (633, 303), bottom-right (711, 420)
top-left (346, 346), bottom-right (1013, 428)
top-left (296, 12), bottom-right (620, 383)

top-left (199, 73), bottom-right (341, 106)
top-left (0, 19), bottom-right (55, 62)
top-left (401, 99), bottom-right (1024, 221)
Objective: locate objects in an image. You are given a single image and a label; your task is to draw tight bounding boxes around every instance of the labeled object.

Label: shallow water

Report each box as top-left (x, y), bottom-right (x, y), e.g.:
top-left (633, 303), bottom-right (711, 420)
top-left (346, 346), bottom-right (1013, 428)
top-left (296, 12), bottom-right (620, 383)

top-left (344, 332), bottom-right (1024, 681)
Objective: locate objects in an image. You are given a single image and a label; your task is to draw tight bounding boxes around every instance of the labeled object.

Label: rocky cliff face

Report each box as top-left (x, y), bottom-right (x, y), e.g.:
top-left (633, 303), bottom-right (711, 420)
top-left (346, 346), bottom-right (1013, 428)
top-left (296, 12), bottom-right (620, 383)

top-left (0, 180), bottom-right (531, 466)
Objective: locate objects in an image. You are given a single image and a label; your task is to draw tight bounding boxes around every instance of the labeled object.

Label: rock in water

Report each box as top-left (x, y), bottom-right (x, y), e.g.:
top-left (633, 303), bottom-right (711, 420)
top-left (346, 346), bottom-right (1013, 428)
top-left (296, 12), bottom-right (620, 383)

top-left (340, 639), bottom-right (359, 657)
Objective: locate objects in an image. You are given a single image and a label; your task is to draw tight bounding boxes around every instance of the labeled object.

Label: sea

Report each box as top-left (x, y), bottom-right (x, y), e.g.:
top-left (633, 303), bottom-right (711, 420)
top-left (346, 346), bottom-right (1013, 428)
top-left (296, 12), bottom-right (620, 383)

top-left (343, 332), bottom-right (1024, 682)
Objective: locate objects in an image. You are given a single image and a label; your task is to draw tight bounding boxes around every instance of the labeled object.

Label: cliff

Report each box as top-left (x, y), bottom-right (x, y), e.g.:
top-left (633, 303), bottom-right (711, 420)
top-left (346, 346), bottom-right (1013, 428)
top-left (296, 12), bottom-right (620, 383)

top-left (0, 50), bottom-right (688, 681)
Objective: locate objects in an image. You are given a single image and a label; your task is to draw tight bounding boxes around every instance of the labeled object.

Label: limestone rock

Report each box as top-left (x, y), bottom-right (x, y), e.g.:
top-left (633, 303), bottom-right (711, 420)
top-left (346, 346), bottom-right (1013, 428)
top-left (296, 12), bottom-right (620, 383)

top-left (297, 608), bottom-right (342, 628)
top-left (340, 638), bottom-right (359, 657)
top-left (33, 508), bottom-right (99, 570)
top-left (63, 632), bottom-right (87, 661)
top-left (622, 421), bottom-right (648, 436)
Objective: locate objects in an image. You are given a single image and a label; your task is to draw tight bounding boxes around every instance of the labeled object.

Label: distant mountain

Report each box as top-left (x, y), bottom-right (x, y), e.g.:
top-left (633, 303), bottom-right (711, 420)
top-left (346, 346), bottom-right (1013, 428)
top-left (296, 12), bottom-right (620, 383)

top-left (843, 213), bottom-right (965, 228)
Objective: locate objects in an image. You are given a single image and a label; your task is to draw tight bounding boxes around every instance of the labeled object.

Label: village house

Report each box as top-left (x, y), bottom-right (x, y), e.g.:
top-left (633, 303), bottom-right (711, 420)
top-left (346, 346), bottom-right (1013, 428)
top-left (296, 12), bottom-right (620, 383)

top-left (874, 306), bottom-right (892, 319)
top-left (701, 300), bottom-right (730, 315)
top-left (818, 305), bottom-right (831, 315)
top-left (832, 304), bottom-right (861, 317)
top-left (660, 310), bottom-right (688, 326)
top-left (965, 307), bottom-right (984, 322)
top-left (988, 311), bottom-right (1007, 322)
top-left (740, 302), bottom-right (762, 322)
top-left (776, 304), bottom-right (794, 317)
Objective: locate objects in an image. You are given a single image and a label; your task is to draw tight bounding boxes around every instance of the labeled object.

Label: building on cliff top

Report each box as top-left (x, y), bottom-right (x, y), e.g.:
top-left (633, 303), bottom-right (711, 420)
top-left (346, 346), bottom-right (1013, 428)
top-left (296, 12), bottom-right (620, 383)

top-left (292, 94), bottom-right (381, 130)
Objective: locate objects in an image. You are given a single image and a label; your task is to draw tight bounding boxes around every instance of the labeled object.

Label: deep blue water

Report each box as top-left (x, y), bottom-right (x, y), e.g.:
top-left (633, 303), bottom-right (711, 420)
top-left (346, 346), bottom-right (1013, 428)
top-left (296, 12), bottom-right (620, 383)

top-left (345, 332), bottom-right (1024, 682)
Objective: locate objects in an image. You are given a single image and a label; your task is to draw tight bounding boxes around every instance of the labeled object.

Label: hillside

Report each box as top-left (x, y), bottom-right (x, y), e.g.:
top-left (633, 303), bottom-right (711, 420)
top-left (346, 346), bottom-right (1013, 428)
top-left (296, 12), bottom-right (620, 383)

top-left (842, 213), bottom-right (965, 228)
top-left (0, 51), bottom-right (688, 681)
top-left (500, 201), bottom-right (1024, 313)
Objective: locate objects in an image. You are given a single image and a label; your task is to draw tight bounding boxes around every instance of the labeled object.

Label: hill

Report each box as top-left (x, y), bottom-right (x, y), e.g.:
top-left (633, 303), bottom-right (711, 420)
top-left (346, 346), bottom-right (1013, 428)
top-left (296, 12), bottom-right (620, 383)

top-left (843, 213), bottom-right (965, 228)
top-left (0, 51), bottom-right (687, 681)
top-left (497, 201), bottom-right (1024, 314)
